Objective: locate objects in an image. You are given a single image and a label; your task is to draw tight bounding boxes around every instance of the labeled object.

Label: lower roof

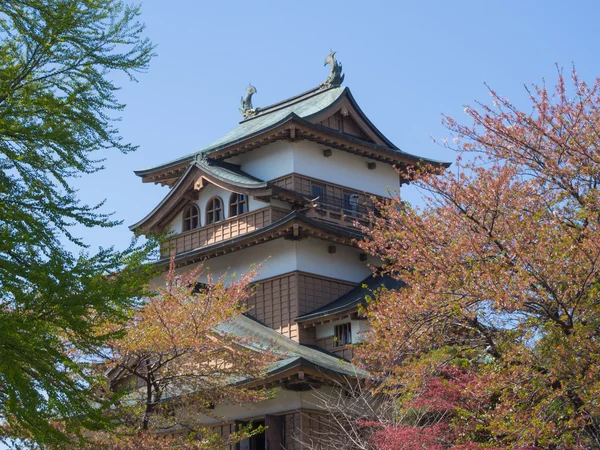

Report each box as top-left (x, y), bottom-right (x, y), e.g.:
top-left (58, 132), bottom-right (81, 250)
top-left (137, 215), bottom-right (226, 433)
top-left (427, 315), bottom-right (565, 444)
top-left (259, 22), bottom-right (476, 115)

top-left (215, 314), bottom-right (367, 382)
top-left (296, 273), bottom-right (405, 324)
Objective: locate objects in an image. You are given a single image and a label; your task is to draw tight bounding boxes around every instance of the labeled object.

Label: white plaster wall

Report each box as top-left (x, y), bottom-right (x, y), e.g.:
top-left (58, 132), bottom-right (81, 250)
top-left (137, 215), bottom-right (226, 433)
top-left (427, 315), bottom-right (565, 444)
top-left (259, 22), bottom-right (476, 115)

top-left (316, 318), bottom-right (371, 343)
top-left (226, 141), bottom-right (294, 181)
top-left (168, 215), bottom-right (183, 235)
top-left (192, 385), bottom-right (337, 424)
top-left (151, 237), bottom-right (377, 289)
top-left (291, 141), bottom-right (399, 197)
top-left (181, 238), bottom-right (374, 285)
top-left (248, 195), bottom-right (269, 212)
top-left (149, 239), bottom-right (297, 291)
top-left (295, 238), bottom-right (376, 283)
top-left (185, 239), bottom-right (298, 285)
top-left (225, 140), bottom-right (400, 199)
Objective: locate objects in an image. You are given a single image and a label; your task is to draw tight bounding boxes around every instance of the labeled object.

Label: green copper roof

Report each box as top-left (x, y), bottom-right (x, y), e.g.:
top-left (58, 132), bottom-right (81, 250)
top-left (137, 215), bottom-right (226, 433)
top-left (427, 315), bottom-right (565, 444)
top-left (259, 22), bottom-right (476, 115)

top-left (296, 274), bottom-right (405, 323)
top-left (207, 86), bottom-right (346, 150)
top-left (216, 314), bottom-right (367, 379)
top-left (135, 86), bottom-right (346, 176)
top-left (135, 84), bottom-right (451, 178)
top-left (196, 158), bottom-right (266, 188)
top-left (152, 210), bottom-right (364, 263)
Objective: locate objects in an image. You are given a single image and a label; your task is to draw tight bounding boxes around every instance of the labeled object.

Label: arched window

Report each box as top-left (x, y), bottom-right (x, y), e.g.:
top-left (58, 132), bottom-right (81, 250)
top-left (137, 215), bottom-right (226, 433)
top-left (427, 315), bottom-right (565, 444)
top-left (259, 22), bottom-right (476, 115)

top-left (183, 204), bottom-right (200, 231)
top-left (229, 193), bottom-right (248, 217)
top-left (206, 197), bottom-right (223, 224)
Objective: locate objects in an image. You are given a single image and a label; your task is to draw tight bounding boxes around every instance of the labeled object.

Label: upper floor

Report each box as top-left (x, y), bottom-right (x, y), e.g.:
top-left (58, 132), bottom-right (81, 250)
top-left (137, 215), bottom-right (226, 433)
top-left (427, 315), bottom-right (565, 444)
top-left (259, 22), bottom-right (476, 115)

top-left (131, 83), bottom-right (448, 263)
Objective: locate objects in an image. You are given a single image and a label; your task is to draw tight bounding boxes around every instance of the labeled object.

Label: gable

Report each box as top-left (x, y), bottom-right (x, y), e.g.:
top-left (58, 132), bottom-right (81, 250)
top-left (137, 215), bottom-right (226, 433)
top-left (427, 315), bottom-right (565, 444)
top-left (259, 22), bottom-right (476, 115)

top-left (317, 111), bottom-right (372, 142)
top-left (305, 94), bottom-right (392, 147)
top-left (130, 160), bottom-right (271, 233)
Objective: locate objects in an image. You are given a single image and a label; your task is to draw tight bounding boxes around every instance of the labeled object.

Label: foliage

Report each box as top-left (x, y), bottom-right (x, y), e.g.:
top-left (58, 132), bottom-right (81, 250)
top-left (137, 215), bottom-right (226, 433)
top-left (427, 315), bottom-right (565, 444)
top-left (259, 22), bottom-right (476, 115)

top-left (0, 0), bottom-right (155, 447)
top-left (92, 259), bottom-right (275, 446)
top-left (357, 67), bottom-right (600, 448)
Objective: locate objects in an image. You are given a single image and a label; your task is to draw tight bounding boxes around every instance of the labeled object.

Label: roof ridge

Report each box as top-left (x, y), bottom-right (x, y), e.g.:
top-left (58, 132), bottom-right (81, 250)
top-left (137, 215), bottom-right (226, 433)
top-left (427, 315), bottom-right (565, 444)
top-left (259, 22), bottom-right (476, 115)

top-left (239, 85), bottom-right (342, 124)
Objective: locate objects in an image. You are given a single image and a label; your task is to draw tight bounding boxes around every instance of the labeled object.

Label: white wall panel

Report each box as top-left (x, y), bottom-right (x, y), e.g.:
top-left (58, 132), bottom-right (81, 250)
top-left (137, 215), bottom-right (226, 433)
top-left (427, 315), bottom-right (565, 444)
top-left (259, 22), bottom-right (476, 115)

top-left (316, 318), bottom-right (371, 343)
top-left (291, 141), bottom-right (399, 197)
top-left (226, 141), bottom-right (294, 181)
top-left (295, 238), bottom-right (374, 283)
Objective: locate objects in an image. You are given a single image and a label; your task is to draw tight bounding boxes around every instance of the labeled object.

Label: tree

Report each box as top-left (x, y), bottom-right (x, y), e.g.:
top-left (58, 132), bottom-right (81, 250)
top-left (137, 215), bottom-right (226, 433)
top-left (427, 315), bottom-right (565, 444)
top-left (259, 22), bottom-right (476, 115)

top-left (300, 362), bottom-right (483, 450)
top-left (0, 1), bottom-right (155, 447)
top-left (91, 260), bottom-right (275, 449)
top-left (357, 68), bottom-right (600, 449)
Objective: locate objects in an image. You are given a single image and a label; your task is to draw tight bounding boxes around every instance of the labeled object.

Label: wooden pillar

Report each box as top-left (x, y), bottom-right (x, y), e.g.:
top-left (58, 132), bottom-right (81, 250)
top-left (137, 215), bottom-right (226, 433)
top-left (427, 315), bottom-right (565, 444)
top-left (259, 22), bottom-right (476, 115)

top-left (265, 415), bottom-right (283, 450)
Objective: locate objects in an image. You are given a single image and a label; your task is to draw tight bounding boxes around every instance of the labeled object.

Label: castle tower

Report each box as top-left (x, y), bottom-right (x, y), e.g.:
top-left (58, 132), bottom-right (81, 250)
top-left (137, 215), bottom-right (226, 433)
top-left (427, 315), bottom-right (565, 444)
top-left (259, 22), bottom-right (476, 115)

top-left (131, 54), bottom-right (446, 449)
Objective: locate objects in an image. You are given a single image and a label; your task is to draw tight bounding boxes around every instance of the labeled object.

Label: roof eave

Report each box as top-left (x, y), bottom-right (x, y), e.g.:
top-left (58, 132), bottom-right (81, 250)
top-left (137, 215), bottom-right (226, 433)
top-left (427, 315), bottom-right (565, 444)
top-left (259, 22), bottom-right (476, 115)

top-left (130, 161), bottom-right (269, 233)
top-left (133, 112), bottom-right (302, 181)
top-left (296, 304), bottom-right (361, 325)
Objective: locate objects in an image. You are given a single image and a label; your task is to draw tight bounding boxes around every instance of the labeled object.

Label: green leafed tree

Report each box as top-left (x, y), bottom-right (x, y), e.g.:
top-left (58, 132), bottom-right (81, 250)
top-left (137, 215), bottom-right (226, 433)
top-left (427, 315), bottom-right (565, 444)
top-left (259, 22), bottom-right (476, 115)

top-left (0, 1), bottom-right (156, 447)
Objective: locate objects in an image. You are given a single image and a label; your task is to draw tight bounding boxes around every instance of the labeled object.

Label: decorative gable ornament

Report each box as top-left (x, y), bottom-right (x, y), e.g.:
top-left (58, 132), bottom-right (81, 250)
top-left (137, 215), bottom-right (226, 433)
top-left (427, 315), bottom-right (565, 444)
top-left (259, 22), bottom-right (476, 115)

top-left (240, 84), bottom-right (258, 119)
top-left (320, 51), bottom-right (345, 89)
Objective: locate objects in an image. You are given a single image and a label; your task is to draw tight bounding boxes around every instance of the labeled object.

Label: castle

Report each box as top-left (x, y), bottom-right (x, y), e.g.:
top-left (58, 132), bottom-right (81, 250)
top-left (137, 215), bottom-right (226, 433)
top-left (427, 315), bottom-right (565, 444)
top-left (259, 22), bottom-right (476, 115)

top-left (130, 52), bottom-right (444, 449)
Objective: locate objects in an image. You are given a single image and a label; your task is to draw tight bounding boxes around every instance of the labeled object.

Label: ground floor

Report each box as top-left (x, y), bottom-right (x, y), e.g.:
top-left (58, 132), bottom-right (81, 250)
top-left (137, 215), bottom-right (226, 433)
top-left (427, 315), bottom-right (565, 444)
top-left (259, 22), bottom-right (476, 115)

top-left (212, 408), bottom-right (334, 450)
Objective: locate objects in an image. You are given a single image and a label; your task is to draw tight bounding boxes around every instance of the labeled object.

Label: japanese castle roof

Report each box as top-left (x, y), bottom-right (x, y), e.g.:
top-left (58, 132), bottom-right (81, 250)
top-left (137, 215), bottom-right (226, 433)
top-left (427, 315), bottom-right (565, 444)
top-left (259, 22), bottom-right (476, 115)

top-left (216, 314), bottom-right (367, 381)
top-left (195, 157), bottom-right (266, 188)
top-left (296, 273), bottom-right (405, 324)
top-left (134, 84), bottom-right (448, 179)
top-left (128, 158), bottom-right (269, 232)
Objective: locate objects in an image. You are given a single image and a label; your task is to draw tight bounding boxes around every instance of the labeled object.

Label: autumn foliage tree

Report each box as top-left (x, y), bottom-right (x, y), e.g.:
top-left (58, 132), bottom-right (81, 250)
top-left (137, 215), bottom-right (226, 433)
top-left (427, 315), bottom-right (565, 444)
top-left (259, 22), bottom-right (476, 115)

top-left (357, 68), bottom-right (600, 449)
top-left (91, 260), bottom-right (275, 449)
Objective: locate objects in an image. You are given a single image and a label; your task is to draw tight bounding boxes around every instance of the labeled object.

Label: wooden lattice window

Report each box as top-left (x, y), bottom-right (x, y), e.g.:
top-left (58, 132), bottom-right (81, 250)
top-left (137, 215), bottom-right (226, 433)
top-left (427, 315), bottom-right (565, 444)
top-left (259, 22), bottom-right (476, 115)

top-left (311, 182), bottom-right (325, 209)
top-left (334, 323), bottom-right (352, 347)
top-left (182, 204), bottom-right (200, 231)
top-left (311, 182), bottom-right (325, 200)
top-left (229, 193), bottom-right (248, 217)
top-left (206, 197), bottom-right (223, 224)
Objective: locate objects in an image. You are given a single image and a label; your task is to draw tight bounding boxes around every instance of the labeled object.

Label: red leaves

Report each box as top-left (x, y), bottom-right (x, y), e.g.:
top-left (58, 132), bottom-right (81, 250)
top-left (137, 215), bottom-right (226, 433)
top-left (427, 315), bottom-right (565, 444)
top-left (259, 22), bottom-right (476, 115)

top-left (371, 423), bottom-right (452, 450)
top-left (410, 366), bottom-right (477, 413)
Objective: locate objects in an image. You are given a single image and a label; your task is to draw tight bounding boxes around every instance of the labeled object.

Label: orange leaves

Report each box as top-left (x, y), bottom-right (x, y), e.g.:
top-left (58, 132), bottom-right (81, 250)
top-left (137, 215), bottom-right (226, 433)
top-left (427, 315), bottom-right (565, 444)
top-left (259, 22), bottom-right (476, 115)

top-left (95, 258), bottom-right (275, 436)
top-left (357, 68), bottom-right (600, 448)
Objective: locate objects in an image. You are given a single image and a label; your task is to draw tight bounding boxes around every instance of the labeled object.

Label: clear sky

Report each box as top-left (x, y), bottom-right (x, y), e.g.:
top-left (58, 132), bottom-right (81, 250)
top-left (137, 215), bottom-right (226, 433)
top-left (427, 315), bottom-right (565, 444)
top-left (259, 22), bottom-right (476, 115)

top-left (70, 0), bottom-right (600, 254)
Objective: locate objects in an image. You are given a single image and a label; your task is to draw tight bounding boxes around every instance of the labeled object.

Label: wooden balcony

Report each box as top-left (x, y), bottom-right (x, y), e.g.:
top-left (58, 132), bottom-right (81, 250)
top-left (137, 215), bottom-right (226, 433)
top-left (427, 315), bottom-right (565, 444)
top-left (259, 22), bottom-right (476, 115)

top-left (161, 207), bottom-right (289, 258)
top-left (271, 173), bottom-right (379, 229)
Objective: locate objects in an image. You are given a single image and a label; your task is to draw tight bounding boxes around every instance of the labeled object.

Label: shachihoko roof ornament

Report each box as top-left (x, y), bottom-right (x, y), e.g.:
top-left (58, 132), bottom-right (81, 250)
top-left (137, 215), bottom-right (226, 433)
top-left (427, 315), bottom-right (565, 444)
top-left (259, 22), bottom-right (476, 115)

top-left (240, 84), bottom-right (258, 119)
top-left (320, 51), bottom-right (344, 89)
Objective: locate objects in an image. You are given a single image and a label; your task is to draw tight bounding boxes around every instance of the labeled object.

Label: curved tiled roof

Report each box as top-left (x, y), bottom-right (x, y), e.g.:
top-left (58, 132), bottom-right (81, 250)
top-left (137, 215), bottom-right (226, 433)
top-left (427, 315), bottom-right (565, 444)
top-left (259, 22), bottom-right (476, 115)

top-left (134, 84), bottom-right (450, 179)
top-left (195, 158), bottom-right (266, 188)
top-left (295, 273), bottom-right (405, 323)
top-left (215, 314), bottom-right (368, 380)
top-left (154, 210), bottom-right (365, 266)
top-left (134, 86), bottom-right (347, 177)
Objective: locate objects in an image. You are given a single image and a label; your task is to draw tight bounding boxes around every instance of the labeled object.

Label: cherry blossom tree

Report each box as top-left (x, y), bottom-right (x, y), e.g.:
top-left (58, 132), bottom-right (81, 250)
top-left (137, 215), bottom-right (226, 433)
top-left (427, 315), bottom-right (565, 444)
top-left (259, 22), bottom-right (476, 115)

top-left (357, 67), bottom-right (600, 449)
top-left (89, 259), bottom-right (275, 449)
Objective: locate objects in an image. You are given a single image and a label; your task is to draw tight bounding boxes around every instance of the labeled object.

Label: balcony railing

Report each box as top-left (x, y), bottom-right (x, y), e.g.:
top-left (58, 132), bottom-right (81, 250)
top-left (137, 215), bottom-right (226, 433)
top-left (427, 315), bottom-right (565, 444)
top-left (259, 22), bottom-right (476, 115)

top-left (311, 194), bottom-right (377, 227)
top-left (161, 206), bottom-right (289, 258)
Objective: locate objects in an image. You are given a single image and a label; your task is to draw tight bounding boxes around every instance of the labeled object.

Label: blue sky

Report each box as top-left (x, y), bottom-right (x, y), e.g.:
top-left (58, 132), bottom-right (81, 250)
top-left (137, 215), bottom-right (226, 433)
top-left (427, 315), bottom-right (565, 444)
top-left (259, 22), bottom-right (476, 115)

top-left (70, 0), bottom-right (600, 253)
